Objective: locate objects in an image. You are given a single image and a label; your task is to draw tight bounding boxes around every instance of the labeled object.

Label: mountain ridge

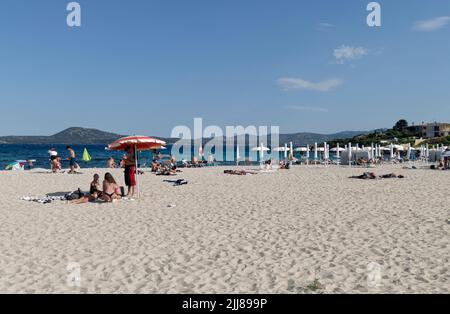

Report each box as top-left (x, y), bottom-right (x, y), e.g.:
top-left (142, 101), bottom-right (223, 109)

top-left (0, 127), bottom-right (370, 146)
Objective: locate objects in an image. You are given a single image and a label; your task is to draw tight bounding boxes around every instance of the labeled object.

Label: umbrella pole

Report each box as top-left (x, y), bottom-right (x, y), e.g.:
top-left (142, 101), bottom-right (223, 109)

top-left (135, 144), bottom-right (140, 199)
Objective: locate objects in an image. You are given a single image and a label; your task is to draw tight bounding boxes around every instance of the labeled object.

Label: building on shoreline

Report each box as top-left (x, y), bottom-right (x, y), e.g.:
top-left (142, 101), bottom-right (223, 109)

top-left (407, 122), bottom-right (450, 138)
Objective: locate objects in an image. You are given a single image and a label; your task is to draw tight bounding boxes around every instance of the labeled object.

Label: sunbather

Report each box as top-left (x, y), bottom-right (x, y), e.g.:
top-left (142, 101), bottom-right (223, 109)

top-left (156, 164), bottom-right (177, 176)
top-left (164, 179), bottom-right (188, 186)
top-left (70, 174), bottom-right (102, 204)
top-left (356, 158), bottom-right (369, 166)
top-left (151, 159), bottom-right (159, 172)
top-left (351, 172), bottom-right (378, 179)
top-left (224, 169), bottom-right (258, 175)
top-left (101, 173), bottom-right (122, 202)
top-left (350, 172), bottom-right (405, 179)
top-left (380, 173), bottom-right (404, 179)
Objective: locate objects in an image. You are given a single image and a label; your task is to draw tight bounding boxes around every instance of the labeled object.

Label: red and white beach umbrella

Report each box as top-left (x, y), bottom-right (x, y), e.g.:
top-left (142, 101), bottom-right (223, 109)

top-left (108, 136), bottom-right (166, 199)
top-left (108, 135), bottom-right (166, 151)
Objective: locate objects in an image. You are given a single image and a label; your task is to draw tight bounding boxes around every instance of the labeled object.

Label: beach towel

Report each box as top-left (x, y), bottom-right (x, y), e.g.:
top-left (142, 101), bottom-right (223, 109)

top-left (21, 190), bottom-right (84, 204)
top-left (163, 179), bottom-right (188, 186)
top-left (20, 196), bottom-right (65, 204)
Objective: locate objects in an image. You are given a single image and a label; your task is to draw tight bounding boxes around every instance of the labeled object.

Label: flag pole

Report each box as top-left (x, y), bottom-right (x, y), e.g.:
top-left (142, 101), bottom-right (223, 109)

top-left (135, 144), bottom-right (140, 199)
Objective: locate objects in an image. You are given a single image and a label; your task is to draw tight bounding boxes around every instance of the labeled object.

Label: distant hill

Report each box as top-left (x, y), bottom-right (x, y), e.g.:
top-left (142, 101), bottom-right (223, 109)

top-left (164, 130), bottom-right (370, 146)
top-left (278, 131), bottom-right (369, 146)
top-left (0, 127), bottom-right (125, 145)
top-left (0, 127), bottom-right (369, 146)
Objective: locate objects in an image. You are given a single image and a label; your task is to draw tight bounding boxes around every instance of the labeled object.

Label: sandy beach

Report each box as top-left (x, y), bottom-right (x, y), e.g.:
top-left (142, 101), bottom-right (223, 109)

top-left (0, 165), bottom-right (448, 294)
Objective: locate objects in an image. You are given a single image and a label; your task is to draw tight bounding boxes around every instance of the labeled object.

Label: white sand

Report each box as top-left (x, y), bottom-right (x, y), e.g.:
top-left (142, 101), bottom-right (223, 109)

top-left (0, 165), bottom-right (448, 293)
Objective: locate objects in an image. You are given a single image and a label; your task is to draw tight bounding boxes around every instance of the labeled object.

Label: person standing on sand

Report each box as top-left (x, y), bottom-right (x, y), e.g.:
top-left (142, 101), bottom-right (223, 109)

top-left (123, 146), bottom-right (136, 197)
top-left (66, 146), bottom-right (78, 174)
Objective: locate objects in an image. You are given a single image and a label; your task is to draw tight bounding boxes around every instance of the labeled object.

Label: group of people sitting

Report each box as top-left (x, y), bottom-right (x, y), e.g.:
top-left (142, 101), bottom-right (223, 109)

top-left (355, 157), bottom-right (388, 166)
top-left (151, 155), bottom-right (178, 176)
top-left (432, 158), bottom-right (450, 170)
top-left (70, 173), bottom-right (123, 204)
top-left (264, 159), bottom-right (291, 170)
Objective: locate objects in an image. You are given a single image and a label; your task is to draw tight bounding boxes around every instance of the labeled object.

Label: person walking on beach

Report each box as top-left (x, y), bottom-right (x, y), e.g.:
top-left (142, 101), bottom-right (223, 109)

top-left (66, 146), bottom-right (78, 174)
top-left (123, 146), bottom-right (136, 197)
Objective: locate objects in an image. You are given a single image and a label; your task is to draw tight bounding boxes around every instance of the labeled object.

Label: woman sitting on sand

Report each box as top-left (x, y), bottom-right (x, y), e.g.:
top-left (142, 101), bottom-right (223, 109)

top-left (101, 173), bottom-right (122, 202)
top-left (70, 174), bottom-right (102, 204)
top-left (151, 159), bottom-right (160, 172)
top-left (357, 158), bottom-right (368, 166)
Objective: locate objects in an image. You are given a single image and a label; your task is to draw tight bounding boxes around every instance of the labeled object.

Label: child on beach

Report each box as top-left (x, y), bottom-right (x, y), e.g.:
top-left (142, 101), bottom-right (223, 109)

top-left (51, 156), bottom-right (61, 173)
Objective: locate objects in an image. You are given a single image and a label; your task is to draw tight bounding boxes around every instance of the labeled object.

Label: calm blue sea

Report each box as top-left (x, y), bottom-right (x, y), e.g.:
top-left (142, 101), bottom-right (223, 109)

top-left (0, 144), bottom-right (342, 170)
top-left (0, 144), bottom-right (134, 170)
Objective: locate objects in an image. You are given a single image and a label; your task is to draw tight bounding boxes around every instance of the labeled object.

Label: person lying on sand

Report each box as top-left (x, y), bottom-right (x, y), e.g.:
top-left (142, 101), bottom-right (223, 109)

top-left (380, 173), bottom-right (405, 179)
top-left (351, 172), bottom-right (377, 179)
top-left (224, 170), bottom-right (258, 175)
top-left (163, 179), bottom-right (188, 186)
top-left (350, 172), bottom-right (405, 179)
top-left (70, 174), bottom-right (102, 204)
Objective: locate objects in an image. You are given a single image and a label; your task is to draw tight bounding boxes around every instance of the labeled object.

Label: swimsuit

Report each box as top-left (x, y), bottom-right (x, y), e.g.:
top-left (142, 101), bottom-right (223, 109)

top-left (90, 184), bottom-right (101, 195)
top-left (104, 192), bottom-right (116, 198)
top-left (124, 165), bottom-right (136, 186)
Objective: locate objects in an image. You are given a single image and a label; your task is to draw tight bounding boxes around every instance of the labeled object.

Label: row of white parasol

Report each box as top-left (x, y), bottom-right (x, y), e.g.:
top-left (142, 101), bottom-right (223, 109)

top-left (246, 142), bottom-right (448, 163)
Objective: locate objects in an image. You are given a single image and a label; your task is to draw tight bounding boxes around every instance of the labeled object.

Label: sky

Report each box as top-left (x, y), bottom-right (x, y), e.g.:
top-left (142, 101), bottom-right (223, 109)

top-left (0, 0), bottom-right (449, 137)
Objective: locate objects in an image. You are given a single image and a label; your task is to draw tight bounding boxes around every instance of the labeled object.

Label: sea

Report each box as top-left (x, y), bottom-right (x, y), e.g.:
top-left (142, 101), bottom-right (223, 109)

top-left (0, 144), bottom-right (348, 170)
top-left (0, 144), bottom-right (284, 170)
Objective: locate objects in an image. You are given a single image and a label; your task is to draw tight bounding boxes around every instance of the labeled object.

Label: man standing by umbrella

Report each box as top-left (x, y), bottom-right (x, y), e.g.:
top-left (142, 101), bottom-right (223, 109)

top-left (109, 135), bottom-right (166, 199)
top-left (123, 146), bottom-right (136, 198)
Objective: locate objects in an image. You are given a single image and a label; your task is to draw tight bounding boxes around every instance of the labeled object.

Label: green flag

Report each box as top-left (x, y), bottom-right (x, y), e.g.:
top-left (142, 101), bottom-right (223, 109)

top-left (82, 148), bottom-right (92, 162)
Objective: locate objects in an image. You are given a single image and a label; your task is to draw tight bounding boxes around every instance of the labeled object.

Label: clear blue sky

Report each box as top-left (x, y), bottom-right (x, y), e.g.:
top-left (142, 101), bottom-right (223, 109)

top-left (1, 0), bottom-right (449, 136)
